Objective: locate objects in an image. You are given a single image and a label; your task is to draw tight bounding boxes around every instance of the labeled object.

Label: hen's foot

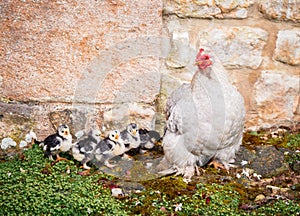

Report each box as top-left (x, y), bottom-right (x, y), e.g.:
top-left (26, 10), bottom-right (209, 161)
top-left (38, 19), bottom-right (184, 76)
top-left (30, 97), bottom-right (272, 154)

top-left (195, 166), bottom-right (205, 176)
top-left (208, 160), bottom-right (225, 170)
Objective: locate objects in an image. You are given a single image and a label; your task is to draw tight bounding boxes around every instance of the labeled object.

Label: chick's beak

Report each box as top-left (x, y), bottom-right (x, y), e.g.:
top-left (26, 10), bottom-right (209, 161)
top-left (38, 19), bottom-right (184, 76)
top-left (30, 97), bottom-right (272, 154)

top-left (132, 129), bottom-right (137, 136)
top-left (115, 134), bottom-right (119, 140)
top-left (64, 130), bottom-right (69, 136)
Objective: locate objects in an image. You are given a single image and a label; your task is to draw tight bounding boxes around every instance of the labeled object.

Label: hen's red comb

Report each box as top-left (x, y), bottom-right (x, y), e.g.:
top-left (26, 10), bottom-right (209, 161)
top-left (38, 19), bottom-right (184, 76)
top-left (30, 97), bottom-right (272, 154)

top-left (196, 48), bottom-right (205, 59)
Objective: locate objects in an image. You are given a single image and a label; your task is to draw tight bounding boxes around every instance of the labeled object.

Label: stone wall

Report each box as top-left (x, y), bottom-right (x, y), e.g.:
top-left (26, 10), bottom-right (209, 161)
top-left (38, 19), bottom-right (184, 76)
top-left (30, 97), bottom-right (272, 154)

top-left (0, 0), bottom-right (299, 143)
top-left (0, 0), bottom-right (163, 141)
top-left (161, 0), bottom-right (300, 131)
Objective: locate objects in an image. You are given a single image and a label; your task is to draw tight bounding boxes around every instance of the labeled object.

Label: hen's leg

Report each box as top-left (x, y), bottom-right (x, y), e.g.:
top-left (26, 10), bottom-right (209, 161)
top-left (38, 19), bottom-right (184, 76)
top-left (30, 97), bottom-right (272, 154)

top-left (208, 160), bottom-right (225, 170)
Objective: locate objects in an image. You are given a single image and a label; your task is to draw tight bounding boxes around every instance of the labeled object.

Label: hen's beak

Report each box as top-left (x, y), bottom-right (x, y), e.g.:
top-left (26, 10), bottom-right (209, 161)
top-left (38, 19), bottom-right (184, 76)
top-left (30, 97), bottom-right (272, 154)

top-left (194, 59), bottom-right (213, 68)
top-left (194, 60), bottom-right (202, 66)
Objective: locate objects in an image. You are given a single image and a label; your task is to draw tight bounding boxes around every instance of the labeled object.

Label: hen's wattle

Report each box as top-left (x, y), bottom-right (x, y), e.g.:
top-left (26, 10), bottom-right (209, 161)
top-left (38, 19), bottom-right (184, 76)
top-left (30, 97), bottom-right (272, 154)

top-left (195, 48), bottom-right (213, 70)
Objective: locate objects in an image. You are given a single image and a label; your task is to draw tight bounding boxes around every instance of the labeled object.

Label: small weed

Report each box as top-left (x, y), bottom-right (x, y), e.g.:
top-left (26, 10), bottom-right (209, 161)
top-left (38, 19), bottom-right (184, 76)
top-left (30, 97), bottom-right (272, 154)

top-left (286, 133), bottom-right (300, 150)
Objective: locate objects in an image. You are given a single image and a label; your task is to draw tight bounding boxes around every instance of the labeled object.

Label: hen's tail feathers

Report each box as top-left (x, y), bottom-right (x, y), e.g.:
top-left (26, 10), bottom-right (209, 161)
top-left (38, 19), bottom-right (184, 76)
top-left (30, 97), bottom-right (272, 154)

top-left (158, 167), bottom-right (177, 176)
top-left (156, 157), bottom-right (177, 176)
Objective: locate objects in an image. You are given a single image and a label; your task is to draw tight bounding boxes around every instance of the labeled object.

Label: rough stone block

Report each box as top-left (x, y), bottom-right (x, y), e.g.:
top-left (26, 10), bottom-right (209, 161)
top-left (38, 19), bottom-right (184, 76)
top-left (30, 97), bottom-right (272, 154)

top-left (164, 0), bottom-right (254, 19)
top-left (254, 70), bottom-right (300, 127)
top-left (102, 103), bottom-right (157, 132)
top-left (0, 0), bottom-right (163, 104)
top-left (166, 26), bottom-right (268, 69)
top-left (274, 29), bottom-right (300, 66)
top-left (259, 0), bottom-right (300, 23)
top-left (0, 101), bottom-right (106, 141)
top-left (198, 26), bottom-right (268, 69)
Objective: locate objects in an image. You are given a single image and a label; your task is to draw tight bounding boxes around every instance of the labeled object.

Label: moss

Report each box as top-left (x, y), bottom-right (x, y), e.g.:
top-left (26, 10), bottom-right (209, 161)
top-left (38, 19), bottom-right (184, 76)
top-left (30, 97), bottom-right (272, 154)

top-left (0, 113), bottom-right (36, 148)
top-left (1, 133), bottom-right (300, 215)
top-left (142, 176), bottom-right (192, 198)
top-left (242, 131), bottom-right (300, 151)
top-left (126, 160), bottom-right (160, 182)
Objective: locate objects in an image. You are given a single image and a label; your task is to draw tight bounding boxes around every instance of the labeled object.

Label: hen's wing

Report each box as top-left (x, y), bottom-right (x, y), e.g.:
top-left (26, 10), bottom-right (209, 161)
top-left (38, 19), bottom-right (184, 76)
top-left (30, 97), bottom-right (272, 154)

top-left (165, 83), bottom-right (191, 119)
top-left (161, 84), bottom-right (208, 169)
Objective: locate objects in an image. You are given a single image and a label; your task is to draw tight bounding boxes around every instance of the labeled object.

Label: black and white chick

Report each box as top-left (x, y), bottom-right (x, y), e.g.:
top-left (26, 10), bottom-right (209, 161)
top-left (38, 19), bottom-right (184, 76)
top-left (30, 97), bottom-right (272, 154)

top-left (94, 130), bottom-right (125, 168)
top-left (72, 129), bottom-right (101, 171)
top-left (139, 128), bottom-right (161, 151)
top-left (126, 128), bottom-right (161, 156)
top-left (120, 123), bottom-right (140, 153)
top-left (43, 124), bottom-right (73, 161)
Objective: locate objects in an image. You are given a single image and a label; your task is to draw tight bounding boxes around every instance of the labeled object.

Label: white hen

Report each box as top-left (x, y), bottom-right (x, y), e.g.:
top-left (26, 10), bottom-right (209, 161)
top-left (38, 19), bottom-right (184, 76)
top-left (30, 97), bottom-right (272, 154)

top-left (158, 48), bottom-right (245, 182)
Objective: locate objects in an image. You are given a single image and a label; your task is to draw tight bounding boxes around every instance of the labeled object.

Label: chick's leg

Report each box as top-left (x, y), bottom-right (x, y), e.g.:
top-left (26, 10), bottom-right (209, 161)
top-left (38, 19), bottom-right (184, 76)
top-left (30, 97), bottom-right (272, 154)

top-left (122, 153), bottom-right (132, 160)
top-left (79, 163), bottom-right (91, 175)
top-left (104, 160), bottom-right (116, 168)
top-left (55, 154), bottom-right (68, 162)
top-left (82, 163), bottom-right (91, 170)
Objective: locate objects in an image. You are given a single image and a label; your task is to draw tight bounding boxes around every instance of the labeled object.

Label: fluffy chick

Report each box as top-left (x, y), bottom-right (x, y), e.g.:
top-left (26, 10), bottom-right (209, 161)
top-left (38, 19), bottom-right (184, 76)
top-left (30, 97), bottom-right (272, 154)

top-left (120, 123), bottom-right (140, 152)
top-left (72, 129), bottom-right (101, 170)
top-left (139, 128), bottom-right (161, 151)
top-left (43, 124), bottom-right (72, 161)
top-left (124, 128), bottom-right (161, 156)
top-left (94, 130), bottom-right (125, 168)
